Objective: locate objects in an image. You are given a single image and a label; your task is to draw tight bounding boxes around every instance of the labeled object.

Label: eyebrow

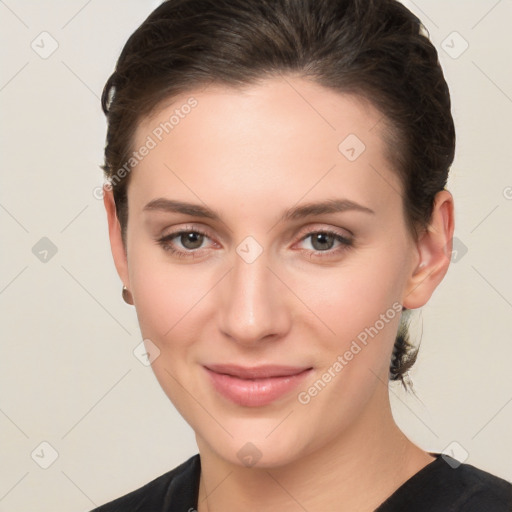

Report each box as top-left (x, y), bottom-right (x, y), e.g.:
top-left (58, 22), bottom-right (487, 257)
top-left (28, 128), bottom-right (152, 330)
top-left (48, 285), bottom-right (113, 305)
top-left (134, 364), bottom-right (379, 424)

top-left (143, 197), bottom-right (375, 222)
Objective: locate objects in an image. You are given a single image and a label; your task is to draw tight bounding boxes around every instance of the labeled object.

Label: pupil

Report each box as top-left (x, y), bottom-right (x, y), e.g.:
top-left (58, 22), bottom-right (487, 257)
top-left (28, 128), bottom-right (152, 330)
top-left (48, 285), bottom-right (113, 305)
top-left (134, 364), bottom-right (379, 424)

top-left (313, 233), bottom-right (333, 251)
top-left (183, 232), bottom-right (203, 249)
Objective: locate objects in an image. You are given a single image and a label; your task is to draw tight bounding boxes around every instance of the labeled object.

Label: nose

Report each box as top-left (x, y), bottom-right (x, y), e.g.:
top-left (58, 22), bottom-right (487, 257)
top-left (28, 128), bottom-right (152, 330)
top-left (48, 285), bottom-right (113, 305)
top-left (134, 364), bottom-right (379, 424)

top-left (217, 247), bottom-right (292, 347)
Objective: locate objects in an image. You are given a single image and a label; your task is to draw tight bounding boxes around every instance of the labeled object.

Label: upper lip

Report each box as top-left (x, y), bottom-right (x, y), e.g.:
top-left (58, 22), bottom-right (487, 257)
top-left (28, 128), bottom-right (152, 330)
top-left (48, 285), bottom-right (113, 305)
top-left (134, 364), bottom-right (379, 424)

top-left (205, 364), bottom-right (312, 379)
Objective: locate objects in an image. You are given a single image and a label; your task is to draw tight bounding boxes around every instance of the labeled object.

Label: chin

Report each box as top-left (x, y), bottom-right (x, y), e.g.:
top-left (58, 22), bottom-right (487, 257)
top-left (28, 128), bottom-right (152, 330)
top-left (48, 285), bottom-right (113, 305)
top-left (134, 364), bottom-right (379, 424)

top-left (197, 418), bottom-right (312, 470)
top-left (229, 441), bottom-right (303, 470)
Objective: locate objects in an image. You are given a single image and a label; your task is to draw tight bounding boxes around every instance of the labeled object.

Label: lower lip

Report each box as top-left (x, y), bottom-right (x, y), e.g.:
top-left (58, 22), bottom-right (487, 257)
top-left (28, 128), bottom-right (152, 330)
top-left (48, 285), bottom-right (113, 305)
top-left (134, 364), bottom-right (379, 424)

top-left (204, 367), bottom-right (312, 407)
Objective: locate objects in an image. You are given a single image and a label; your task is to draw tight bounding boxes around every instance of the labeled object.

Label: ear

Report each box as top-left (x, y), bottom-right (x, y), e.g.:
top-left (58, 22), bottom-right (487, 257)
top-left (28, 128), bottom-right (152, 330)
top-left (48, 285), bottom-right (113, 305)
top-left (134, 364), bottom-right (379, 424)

top-left (103, 184), bottom-right (130, 289)
top-left (403, 189), bottom-right (455, 310)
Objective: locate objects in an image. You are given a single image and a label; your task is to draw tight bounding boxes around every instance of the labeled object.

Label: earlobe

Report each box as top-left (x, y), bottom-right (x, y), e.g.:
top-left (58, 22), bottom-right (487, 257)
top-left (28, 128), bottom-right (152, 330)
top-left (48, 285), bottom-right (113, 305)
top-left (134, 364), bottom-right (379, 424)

top-left (103, 184), bottom-right (130, 290)
top-left (403, 190), bottom-right (454, 310)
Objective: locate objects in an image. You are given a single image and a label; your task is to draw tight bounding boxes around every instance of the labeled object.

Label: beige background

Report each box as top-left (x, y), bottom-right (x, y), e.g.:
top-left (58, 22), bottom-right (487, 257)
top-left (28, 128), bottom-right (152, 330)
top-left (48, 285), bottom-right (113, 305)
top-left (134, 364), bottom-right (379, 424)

top-left (1, 0), bottom-right (511, 510)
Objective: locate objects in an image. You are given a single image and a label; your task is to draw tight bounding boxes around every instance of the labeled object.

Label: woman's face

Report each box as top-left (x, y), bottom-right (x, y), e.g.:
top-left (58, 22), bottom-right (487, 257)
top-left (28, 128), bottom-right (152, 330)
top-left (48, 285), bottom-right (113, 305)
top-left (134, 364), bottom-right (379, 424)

top-left (111, 76), bottom-right (434, 467)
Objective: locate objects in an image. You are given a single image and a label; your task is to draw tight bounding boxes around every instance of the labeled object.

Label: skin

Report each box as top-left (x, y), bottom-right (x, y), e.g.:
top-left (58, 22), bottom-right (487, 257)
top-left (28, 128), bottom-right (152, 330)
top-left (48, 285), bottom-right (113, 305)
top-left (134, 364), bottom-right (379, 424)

top-left (104, 75), bottom-right (454, 511)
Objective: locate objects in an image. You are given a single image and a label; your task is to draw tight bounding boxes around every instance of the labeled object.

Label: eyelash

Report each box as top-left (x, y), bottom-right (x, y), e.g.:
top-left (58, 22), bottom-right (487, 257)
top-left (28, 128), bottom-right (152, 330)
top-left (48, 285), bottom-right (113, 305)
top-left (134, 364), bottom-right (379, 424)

top-left (156, 227), bottom-right (353, 260)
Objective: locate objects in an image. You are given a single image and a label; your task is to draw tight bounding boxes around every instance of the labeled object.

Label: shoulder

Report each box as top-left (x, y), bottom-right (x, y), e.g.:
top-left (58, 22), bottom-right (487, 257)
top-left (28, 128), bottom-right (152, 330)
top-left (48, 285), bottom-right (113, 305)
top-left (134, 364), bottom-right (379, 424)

top-left (89, 454), bottom-right (200, 512)
top-left (449, 460), bottom-right (512, 511)
top-left (377, 453), bottom-right (512, 512)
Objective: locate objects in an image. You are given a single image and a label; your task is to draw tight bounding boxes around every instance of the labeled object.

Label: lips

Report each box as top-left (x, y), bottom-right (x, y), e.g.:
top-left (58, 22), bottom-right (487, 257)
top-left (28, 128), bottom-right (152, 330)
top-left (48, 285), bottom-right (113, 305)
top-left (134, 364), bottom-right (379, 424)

top-left (204, 364), bottom-right (313, 407)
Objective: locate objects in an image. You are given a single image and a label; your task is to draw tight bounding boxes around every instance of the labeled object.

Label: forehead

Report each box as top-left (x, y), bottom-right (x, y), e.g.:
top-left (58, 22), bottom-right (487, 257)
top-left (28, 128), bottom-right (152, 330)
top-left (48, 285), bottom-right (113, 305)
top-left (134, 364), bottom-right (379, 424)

top-left (136, 75), bottom-right (386, 150)
top-left (130, 75), bottom-right (402, 217)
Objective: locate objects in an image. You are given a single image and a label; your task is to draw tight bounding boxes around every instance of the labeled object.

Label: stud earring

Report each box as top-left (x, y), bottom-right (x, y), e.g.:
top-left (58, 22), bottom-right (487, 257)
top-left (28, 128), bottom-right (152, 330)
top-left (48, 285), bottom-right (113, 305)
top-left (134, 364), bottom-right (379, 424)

top-left (122, 286), bottom-right (134, 305)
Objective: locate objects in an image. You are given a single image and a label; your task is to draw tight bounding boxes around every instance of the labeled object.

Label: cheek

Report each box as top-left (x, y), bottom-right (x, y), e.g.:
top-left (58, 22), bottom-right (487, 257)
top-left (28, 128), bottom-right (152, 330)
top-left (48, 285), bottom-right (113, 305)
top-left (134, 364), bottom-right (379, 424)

top-left (293, 270), bottom-right (402, 437)
top-left (286, 252), bottom-right (407, 399)
top-left (288, 254), bottom-right (405, 340)
top-left (127, 233), bottom-right (213, 332)
top-left (128, 255), bottom-right (210, 414)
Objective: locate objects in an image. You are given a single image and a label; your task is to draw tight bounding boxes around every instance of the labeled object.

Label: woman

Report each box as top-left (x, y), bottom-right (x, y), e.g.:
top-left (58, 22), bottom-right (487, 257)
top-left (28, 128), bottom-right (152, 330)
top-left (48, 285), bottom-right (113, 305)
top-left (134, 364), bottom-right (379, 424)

top-left (92, 0), bottom-right (512, 510)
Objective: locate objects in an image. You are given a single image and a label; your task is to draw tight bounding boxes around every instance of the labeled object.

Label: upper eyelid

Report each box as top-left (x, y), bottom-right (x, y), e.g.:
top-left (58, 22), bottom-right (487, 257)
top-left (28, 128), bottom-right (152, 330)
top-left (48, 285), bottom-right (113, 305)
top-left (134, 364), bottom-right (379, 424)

top-left (161, 225), bottom-right (214, 241)
top-left (160, 225), bottom-right (352, 249)
top-left (298, 226), bottom-right (351, 240)
top-left (161, 223), bottom-right (351, 238)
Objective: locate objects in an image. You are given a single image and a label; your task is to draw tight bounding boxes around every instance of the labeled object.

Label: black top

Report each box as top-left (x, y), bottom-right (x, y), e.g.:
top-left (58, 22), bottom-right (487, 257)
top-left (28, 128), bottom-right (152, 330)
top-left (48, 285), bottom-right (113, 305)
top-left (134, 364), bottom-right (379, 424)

top-left (90, 452), bottom-right (512, 511)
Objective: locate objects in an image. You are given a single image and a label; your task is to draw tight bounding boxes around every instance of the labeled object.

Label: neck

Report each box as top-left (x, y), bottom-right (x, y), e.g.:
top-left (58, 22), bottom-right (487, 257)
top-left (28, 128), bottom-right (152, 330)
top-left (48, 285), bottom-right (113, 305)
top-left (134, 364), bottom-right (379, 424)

top-left (196, 385), bottom-right (434, 512)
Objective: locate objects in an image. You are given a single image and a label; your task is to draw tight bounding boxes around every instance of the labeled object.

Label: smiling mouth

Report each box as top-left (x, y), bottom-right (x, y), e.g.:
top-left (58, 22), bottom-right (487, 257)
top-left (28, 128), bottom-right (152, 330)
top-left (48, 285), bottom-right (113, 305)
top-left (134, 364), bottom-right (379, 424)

top-left (203, 364), bottom-right (313, 407)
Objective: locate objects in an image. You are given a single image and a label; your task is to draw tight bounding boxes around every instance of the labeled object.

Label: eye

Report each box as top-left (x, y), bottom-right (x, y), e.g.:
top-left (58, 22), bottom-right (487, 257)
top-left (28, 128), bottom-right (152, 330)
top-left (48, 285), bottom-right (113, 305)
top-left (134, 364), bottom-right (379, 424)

top-left (155, 226), bottom-right (353, 260)
top-left (156, 227), bottom-right (214, 258)
top-left (296, 229), bottom-right (353, 258)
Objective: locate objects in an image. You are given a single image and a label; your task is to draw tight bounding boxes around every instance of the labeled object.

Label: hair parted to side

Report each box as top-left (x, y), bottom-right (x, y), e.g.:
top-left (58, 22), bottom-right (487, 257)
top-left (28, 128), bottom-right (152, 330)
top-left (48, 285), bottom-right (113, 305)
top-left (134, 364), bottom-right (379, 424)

top-left (100, 0), bottom-right (455, 391)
